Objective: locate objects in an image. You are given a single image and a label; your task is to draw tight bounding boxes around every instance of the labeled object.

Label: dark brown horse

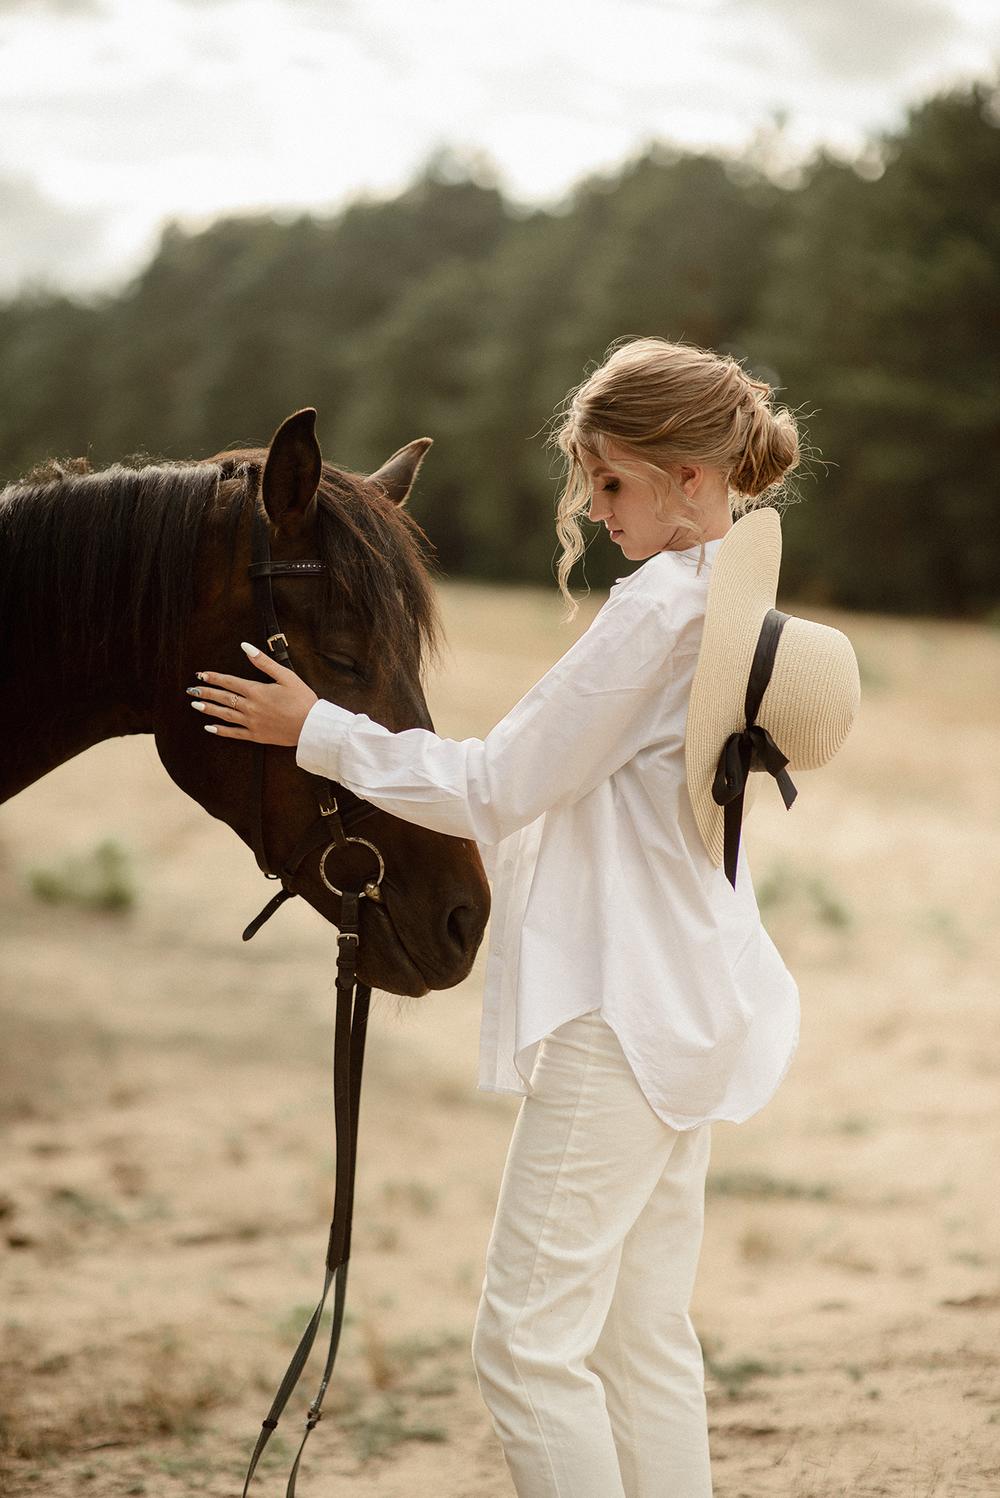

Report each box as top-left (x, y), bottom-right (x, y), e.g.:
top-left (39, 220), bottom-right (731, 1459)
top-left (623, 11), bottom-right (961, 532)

top-left (0, 409), bottom-right (490, 994)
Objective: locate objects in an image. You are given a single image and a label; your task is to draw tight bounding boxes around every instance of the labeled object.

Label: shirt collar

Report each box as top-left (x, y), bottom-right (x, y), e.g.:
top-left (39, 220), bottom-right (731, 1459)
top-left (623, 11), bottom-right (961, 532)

top-left (610, 535), bottom-right (728, 594)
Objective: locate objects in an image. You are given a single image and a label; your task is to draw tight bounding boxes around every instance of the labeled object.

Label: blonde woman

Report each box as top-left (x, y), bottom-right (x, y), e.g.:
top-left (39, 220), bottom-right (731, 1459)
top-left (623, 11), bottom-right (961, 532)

top-left (190, 336), bottom-right (804, 1497)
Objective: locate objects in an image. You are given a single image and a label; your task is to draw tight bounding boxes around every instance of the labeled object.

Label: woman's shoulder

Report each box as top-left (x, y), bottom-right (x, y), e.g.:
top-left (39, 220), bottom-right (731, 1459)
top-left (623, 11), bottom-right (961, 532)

top-left (607, 548), bottom-right (714, 616)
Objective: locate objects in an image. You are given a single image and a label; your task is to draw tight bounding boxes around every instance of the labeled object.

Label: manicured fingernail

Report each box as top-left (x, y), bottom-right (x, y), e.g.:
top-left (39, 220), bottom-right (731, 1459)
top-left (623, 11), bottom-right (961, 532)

top-left (196, 672), bottom-right (207, 681)
top-left (241, 641), bottom-right (260, 657)
top-left (204, 724), bottom-right (219, 734)
top-left (191, 701), bottom-right (205, 712)
top-left (186, 686), bottom-right (200, 696)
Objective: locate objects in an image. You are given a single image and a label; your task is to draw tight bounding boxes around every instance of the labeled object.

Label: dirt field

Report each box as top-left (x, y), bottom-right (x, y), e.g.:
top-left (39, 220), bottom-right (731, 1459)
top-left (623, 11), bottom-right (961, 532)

top-left (2, 579), bottom-right (998, 1497)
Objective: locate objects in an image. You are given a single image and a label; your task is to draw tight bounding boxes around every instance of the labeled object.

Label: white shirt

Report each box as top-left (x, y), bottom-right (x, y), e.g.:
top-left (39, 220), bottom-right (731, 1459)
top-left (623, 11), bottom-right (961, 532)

top-left (295, 537), bottom-right (799, 1130)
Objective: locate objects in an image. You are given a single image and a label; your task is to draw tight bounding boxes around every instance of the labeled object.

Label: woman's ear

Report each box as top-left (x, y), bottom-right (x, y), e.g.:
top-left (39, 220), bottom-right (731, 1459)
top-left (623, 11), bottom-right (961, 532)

top-left (678, 463), bottom-right (705, 498)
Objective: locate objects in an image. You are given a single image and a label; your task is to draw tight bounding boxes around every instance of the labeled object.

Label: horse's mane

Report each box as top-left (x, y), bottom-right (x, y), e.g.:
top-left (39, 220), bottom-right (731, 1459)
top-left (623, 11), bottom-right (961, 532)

top-left (0, 454), bottom-right (441, 694)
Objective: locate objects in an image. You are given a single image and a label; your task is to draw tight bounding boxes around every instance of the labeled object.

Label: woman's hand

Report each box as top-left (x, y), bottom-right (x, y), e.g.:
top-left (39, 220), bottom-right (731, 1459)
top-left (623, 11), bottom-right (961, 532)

top-left (186, 641), bottom-right (318, 746)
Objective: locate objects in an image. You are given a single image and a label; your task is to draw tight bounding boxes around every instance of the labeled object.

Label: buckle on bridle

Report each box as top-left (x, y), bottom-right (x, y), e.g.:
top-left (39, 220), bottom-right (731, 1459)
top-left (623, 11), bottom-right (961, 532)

top-left (266, 630), bottom-right (288, 653)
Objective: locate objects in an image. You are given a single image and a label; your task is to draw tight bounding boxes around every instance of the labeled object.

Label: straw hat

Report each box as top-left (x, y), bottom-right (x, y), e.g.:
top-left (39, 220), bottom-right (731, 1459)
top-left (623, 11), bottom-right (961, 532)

top-left (684, 507), bottom-right (861, 889)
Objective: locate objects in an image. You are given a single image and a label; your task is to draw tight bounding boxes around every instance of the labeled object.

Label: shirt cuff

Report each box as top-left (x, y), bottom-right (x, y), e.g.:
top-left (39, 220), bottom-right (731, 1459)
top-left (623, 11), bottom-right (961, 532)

top-left (295, 697), bottom-right (358, 780)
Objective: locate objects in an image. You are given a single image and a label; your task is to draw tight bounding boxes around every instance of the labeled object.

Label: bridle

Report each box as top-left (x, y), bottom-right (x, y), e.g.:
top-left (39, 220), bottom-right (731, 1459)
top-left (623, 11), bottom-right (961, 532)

top-left (239, 501), bottom-right (384, 1495)
top-left (241, 506), bottom-right (385, 943)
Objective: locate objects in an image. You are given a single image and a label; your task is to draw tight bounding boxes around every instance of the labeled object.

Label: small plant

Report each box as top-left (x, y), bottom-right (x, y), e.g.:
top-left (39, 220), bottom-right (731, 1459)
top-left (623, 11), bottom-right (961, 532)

top-left (341, 1394), bottom-right (447, 1462)
top-left (739, 1226), bottom-right (780, 1263)
top-left (369, 1220), bottom-right (401, 1252)
top-left (0, 1329), bottom-right (227, 1473)
top-left (48, 1185), bottom-right (125, 1228)
top-left (357, 1319), bottom-right (465, 1393)
top-left (950, 1250), bottom-right (987, 1267)
top-left (703, 1349), bottom-right (784, 1399)
top-left (26, 839), bottom-right (136, 913)
top-left (755, 859), bottom-right (852, 929)
top-left (754, 860), bottom-right (796, 913)
top-left (707, 1169), bottom-right (834, 1202)
top-left (805, 874), bottom-right (851, 928)
top-left (913, 905), bottom-right (973, 958)
top-left (276, 1301), bottom-right (355, 1346)
top-left (380, 1179), bottom-right (439, 1216)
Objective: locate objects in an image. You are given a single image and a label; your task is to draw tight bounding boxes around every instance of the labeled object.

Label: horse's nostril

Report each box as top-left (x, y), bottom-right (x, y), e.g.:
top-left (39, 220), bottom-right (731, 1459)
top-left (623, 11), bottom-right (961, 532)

top-left (446, 903), bottom-right (476, 953)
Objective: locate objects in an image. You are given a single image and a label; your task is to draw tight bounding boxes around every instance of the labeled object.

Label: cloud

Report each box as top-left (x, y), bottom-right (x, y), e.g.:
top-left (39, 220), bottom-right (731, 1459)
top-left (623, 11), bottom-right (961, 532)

top-left (0, 173), bottom-right (112, 296)
top-left (730, 0), bottom-right (960, 81)
top-left (0, 0), bottom-right (992, 297)
top-left (0, 0), bottom-right (103, 14)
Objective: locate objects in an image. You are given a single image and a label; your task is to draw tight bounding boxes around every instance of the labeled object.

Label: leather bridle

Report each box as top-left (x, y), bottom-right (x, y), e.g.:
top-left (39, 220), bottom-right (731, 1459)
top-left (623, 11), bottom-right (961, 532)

top-left (239, 501), bottom-right (384, 1495)
top-left (241, 504), bottom-right (384, 943)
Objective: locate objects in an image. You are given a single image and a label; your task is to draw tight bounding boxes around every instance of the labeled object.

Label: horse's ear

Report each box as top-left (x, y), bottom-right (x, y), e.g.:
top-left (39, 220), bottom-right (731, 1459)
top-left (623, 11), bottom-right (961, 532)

top-left (366, 438), bottom-right (433, 507)
top-left (262, 409), bottom-right (322, 529)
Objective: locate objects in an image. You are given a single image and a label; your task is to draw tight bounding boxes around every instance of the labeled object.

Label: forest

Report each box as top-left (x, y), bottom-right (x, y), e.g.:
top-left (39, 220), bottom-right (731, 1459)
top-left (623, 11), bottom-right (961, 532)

top-left (1, 75), bottom-right (997, 617)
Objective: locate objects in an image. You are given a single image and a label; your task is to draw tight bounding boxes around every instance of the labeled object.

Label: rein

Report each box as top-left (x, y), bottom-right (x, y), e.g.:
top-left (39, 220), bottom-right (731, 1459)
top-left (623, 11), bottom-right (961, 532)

top-left (239, 504), bottom-right (383, 1495)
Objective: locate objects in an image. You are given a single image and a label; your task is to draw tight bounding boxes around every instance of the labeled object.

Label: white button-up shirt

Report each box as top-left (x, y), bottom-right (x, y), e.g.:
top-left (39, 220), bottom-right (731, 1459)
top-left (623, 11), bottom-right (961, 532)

top-left (295, 537), bottom-right (799, 1130)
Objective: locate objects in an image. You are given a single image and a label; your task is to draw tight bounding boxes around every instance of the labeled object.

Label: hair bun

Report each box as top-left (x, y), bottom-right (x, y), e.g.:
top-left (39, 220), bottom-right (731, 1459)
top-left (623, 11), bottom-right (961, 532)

top-left (730, 383), bottom-right (800, 498)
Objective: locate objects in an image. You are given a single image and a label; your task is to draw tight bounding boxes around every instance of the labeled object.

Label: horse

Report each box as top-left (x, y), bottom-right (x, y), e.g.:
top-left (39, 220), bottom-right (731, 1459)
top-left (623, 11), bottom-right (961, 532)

top-left (0, 407), bottom-right (491, 995)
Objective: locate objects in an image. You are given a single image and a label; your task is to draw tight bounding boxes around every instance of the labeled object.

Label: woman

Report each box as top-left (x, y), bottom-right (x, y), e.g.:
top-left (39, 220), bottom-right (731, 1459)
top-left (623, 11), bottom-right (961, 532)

top-left (186, 337), bottom-right (832, 1497)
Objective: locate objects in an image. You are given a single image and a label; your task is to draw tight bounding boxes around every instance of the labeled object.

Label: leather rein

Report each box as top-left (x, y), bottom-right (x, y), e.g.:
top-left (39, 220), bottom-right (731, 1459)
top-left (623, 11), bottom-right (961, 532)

top-left (239, 503), bottom-right (384, 1495)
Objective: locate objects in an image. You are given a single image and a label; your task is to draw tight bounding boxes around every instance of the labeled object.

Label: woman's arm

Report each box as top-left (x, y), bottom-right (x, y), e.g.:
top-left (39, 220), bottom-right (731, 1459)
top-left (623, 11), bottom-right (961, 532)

top-left (295, 588), bottom-right (680, 844)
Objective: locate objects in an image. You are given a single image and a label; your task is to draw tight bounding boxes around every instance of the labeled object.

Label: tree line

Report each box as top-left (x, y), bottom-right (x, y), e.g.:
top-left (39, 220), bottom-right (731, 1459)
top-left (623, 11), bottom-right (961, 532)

top-left (1, 75), bottom-right (997, 618)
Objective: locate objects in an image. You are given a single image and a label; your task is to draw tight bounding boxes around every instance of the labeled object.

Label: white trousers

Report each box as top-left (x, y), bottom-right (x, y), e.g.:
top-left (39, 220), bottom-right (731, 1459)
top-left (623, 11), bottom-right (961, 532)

top-left (471, 1010), bottom-right (713, 1498)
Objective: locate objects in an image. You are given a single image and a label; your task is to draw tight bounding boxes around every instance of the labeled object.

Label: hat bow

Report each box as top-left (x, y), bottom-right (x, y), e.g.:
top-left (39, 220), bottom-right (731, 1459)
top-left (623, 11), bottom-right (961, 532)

top-left (710, 609), bottom-right (798, 889)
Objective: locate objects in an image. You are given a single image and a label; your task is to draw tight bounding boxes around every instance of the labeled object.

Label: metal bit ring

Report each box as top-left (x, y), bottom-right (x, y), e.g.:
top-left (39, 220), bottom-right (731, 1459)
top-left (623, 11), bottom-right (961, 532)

top-left (319, 836), bottom-right (385, 901)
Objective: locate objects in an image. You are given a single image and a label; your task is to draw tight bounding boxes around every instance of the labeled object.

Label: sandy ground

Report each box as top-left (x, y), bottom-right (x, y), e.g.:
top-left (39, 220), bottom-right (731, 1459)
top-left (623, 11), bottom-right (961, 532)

top-left (1, 579), bottom-right (999, 1497)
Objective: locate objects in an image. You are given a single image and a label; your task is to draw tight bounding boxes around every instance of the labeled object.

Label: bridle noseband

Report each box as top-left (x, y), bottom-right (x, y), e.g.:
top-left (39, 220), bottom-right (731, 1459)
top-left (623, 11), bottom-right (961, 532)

top-left (240, 502), bottom-right (384, 1496)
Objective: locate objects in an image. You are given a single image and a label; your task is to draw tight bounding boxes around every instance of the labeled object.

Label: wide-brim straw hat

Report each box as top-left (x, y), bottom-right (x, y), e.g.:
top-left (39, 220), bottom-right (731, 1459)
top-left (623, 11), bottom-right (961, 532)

top-left (684, 507), bottom-right (861, 887)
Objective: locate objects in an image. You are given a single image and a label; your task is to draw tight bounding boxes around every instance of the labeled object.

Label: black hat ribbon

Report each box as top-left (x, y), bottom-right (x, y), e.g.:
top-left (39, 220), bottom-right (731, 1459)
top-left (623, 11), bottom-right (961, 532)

top-left (711, 608), bottom-right (798, 890)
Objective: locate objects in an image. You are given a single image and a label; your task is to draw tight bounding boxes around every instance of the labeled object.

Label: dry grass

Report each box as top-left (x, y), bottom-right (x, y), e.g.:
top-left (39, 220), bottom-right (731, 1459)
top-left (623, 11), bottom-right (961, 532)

top-left (1, 583), bottom-right (999, 1496)
top-left (0, 1328), bottom-right (229, 1488)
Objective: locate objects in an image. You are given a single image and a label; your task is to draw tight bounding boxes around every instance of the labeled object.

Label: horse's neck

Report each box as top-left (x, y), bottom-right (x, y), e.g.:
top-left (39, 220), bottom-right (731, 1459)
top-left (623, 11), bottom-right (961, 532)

top-left (0, 467), bottom-right (190, 805)
top-left (0, 512), bottom-right (158, 803)
top-left (0, 676), bottom-right (154, 804)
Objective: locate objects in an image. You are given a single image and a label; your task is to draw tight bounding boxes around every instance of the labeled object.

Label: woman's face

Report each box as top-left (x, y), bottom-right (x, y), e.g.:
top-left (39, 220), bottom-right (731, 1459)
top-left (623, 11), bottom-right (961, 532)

top-left (581, 441), bottom-right (687, 561)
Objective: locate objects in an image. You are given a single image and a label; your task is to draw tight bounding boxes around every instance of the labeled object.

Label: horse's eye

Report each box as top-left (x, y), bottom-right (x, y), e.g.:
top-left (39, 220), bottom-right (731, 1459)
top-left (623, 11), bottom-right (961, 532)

top-left (320, 651), bottom-right (366, 682)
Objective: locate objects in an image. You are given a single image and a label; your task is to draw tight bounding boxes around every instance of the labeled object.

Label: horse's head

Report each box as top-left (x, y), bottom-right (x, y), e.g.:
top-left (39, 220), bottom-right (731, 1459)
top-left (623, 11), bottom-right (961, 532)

top-left (154, 408), bottom-right (490, 996)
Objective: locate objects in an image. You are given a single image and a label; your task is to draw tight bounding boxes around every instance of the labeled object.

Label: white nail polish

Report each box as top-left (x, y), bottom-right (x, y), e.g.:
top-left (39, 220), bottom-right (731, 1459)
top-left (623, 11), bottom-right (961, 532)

top-left (191, 701), bottom-right (205, 712)
top-left (241, 641), bottom-right (260, 657)
top-left (205, 724), bottom-right (219, 734)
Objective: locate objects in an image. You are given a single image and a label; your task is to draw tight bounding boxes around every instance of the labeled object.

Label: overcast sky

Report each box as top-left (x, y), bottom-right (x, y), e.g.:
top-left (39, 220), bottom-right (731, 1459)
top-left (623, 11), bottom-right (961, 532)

top-left (1, 0), bottom-right (997, 298)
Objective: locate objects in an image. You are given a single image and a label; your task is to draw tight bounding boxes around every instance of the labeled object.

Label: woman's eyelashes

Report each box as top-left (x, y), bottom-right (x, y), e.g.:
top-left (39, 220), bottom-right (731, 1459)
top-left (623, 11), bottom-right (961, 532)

top-left (602, 480), bottom-right (620, 494)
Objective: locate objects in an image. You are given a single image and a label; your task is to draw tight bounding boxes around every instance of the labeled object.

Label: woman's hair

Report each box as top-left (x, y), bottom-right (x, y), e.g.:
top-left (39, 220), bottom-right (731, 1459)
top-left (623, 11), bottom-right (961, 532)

top-left (546, 336), bottom-right (807, 616)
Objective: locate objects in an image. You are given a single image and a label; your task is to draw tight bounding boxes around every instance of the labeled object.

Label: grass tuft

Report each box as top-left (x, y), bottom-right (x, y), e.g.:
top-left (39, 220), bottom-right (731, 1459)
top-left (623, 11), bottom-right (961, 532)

top-left (704, 1347), bottom-right (785, 1399)
top-left (26, 839), bottom-right (136, 913)
top-left (341, 1394), bottom-right (448, 1462)
top-left (380, 1179), bottom-right (439, 1216)
top-left (755, 859), bottom-right (852, 928)
top-left (707, 1170), bottom-right (834, 1202)
top-left (0, 1330), bottom-right (228, 1483)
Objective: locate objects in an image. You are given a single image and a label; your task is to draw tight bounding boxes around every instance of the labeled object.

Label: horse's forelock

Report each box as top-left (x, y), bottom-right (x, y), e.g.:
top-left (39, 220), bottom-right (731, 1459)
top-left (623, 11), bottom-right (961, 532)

top-left (312, 467), bottom-right (442, 676)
